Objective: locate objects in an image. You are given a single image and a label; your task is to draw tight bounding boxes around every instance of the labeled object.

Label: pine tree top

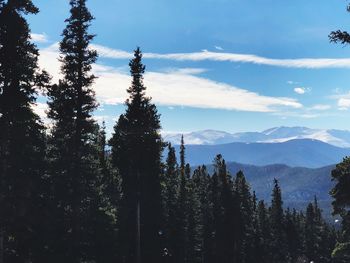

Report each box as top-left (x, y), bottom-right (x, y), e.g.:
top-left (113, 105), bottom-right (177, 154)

top-left (127, 47), bottom-right (148, 105)
top-left (60, 0), bottom-right (97, 88)
top-left (3, 0), bottom-right (38, 14)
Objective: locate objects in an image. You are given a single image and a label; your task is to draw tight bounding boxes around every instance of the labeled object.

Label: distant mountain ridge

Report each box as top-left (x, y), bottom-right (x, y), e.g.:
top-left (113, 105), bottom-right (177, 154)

top-left (173, 139), bottom-right (350, 168)
top-left (163, 126), bottom-right (350, 148)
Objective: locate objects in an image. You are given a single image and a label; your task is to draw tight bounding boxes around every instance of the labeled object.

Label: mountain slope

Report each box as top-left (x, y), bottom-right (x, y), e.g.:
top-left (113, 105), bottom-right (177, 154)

top-left (175, 139), bottom-right (350, 168)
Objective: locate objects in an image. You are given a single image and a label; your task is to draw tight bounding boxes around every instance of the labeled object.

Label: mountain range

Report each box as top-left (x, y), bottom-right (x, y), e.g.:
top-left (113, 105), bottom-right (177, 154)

top-left (173, 139), bottom-right (349, 168)
top-left (164, 126), bottom-right (350, 148)
top-left (164, 127), bottom-right (350, 168)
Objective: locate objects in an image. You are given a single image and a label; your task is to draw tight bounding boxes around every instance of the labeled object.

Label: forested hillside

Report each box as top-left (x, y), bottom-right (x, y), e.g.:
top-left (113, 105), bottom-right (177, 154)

top-left (0, 0), bottom-right (349, 263)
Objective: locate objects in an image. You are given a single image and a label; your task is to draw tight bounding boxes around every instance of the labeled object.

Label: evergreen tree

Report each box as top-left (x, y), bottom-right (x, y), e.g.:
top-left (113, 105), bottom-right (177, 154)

top-left (234, 170), bottom-right (254, 263)
top-left (256, 200), bottom-right (271, 263)
top-left (270, 179), bottom-right (287, 263)
top-left (0, 1), bottom-right (47, 262)
top-left (211, 155), bottom-right (237, 263)
top-left (330, 157), bottom-right (350, 261)
top-left (329, 5), bottom-right (350, 259)
top-left (176, 135), bottom-right (189, 263)
top-left (46, 0), bottom-right (101, 261)
top-left (109, 47), bottom-right (163, 263)
top-left (284, 208), bottom-right (302, 262)
top-left (192, 165), bottom-right (213, 263)
top-left (186, 171), bottom-right (198, 263)
top-left (163, 144), bottom-right (179, 261)
top-left (305, 202), bottom-right (318, 261)
top-left (91, 123), bottom-right (120, 263)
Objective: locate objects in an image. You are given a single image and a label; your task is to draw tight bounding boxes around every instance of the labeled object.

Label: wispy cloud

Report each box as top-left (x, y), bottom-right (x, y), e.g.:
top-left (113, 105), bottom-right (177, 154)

top-left (37, 43), bottom-right (303, 113)
top-left (310, 104), bottom-right (331, 111)
top-left (214, 46), bottom-right (224, 51)
top-left (92, 44), bottom-right (350, 69)
top-left (31, 33), bottom-right (49, 43)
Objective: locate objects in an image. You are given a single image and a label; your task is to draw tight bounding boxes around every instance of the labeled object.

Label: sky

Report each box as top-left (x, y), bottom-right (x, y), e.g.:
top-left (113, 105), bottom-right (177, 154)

top-left (27, 0), bottom-right (350, 135)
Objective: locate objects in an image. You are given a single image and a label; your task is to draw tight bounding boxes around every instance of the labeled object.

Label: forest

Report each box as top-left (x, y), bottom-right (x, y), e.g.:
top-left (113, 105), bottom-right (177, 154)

top-left (0, 0), bottom-right (350, 263)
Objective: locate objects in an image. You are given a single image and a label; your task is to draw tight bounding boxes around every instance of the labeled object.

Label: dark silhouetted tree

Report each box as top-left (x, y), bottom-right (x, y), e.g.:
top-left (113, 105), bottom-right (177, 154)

top-left (109, 47), bottom-right (163, 263)
top-left (46, 0), bottom-right (106, 262)
top-left (0, 1), bottom-right (47, 262)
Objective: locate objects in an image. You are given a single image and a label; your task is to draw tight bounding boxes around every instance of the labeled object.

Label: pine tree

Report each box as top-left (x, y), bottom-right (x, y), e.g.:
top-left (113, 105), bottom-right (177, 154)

top-left (256, 200), bottom-right (271, 263)
top-left (176, 135), bottom-right (189, 263)
top-left (92, 123), bottom-right (120, 263)
top-left (163, 144), bottom-right (179, 260)
top-left (234, 170), bottom-right (254, 263)
top-left (270, 179), bottom-right (287, 263)
top-left (330, 157), bottom-right (350, 261)
top-left (192, 165), bottom-right (213, 263)
top-left (186, 171), bottom-right (198, 263)
top-left (46, 0), bottom-right (100, 261)
top-left (211, 155), bottom-right (237, 263)
top-left (0, 1), bottom-right (47, 262)
top-left (109, 47), bottom-right (163, 263)
top-left (284, 208), bottom-right (302, 262)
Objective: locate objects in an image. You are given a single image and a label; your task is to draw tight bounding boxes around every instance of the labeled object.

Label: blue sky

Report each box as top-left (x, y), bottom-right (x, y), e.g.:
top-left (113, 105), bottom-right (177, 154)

top-left (28, 0), bottom-right (350, 134)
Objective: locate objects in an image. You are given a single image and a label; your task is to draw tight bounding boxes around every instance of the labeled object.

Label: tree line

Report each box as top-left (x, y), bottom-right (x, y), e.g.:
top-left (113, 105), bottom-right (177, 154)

top-left (0, 0), bottom-right (349, 262)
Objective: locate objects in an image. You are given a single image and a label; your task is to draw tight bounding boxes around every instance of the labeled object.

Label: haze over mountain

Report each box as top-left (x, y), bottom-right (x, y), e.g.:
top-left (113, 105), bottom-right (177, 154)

top-left (173, 139), bottom-right (350, 168)
top-left (164, 126), bottom-right (350, 148)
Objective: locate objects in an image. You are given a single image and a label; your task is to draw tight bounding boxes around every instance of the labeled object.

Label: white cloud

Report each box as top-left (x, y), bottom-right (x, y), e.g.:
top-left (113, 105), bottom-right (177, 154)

top-left (310, 104), bottom-right (331, 111)
top-left (92, 64), bottom-right (302, 112)
top-left (91, 44), bottom-right (350, 69)
top-left (338, 98), bottom-right (350, 110)
top-left (31, 33), bottom-right (48, 43)
top-left (214, 46), bottom-right (224, 51)
top-left (37, 43), bottom-right (303, 113)
top-left (294, 87), bottom-right (306, 94)
top-left (294, 87), bottom-right (312, 95)
top-left (287, 80), bottom-right (300, 85)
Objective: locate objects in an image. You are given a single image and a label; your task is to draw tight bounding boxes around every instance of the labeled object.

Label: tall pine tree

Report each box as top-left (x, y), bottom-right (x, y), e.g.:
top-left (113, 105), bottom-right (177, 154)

top-left (270, 179), bottom-right (287, 263)
top-left (0, 1), bottom-right (47, 262)
top-left (46, 0), bottom-right (101, 262)
top-left (109, 47), bottom-right (163, 263)
top-left (330, 158), bottom-right (350, 261)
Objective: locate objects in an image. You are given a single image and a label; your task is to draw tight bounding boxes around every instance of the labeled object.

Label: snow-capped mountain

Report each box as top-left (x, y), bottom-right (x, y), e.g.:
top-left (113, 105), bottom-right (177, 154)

top-left (163, 126), bottom-right (350, 148)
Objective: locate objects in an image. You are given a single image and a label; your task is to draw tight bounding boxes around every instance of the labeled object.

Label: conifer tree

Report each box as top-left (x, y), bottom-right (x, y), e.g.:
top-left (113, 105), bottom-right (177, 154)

top-left (256, 200), bottom-right (271, 263)
top-left (163, 144), bottom-right (179, 260)
top-left (234, 170), bottom-right (254, 263)
top-left (176, 135), bottom-right (189, 263)
top-left (0, 1), bottom-right (47, 261)
top-left (330, 157), bottom-right (350, 261)
top-left (46, 0), bottom-right (101, 261)
top-left (329, 8), bottom-right (350, 261)
top-left (192, 165), bottom-right (213, 263)
top-left (91, 123), bottom-right (120, 263)
top-left (211, 155), bottom-right (237, 263)
top-left (270, 179), bottom-right (287, 263)
top-left (109, 47), bottom-right (163, 263)
top-left (284, 208), bottom-right (302, 262)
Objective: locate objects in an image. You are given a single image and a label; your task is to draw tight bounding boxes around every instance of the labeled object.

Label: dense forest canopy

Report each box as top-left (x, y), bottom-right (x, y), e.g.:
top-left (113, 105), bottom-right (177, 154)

top-left (0, 0), bottom-right (349, 263)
